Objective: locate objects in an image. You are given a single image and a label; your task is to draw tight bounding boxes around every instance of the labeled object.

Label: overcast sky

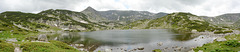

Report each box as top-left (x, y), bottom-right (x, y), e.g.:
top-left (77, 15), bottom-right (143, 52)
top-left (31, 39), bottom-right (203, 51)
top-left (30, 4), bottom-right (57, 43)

top-left (0, 0), bottom-right (239, 16)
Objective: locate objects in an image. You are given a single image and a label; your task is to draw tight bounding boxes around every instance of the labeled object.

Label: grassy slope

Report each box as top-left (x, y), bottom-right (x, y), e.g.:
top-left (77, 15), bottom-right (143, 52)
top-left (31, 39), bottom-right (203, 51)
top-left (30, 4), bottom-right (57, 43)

top-left (0, 40), bottom-right (15, 52)
top-left (194, 34), bottom-right (240, 52)
top-left (0, 11), bottom-right (85, 52)
top-left (39, 9), bottom-right (108, 31)
top-left (20, 40), bottom-right (79, 52)
top-left (122, 12), bottom-right (220, 32)
top-left (0, 11), bottom-right (61, 32)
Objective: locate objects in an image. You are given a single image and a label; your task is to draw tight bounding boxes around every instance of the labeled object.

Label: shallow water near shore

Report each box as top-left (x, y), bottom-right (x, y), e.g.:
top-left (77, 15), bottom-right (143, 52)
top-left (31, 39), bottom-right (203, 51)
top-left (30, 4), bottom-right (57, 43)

top-left (47, 29), bottom-right (217, 52)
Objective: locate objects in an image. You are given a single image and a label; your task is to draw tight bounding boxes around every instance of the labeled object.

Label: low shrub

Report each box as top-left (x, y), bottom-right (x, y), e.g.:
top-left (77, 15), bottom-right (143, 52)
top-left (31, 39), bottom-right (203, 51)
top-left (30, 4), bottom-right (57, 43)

top-left (224, 40), bottom-right (240, 47)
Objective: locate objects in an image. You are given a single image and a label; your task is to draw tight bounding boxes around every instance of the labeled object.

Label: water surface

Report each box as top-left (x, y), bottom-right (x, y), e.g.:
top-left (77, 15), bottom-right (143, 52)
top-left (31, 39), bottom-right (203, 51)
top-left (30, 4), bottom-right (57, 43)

top-left (48, 29), bottom-right (216, 52)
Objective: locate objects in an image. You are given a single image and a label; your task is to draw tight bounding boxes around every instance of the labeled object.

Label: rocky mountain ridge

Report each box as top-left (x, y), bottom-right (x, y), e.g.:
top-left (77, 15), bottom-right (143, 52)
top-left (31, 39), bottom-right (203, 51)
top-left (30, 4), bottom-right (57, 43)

top-left (81, 6), bottom-right (168, 24)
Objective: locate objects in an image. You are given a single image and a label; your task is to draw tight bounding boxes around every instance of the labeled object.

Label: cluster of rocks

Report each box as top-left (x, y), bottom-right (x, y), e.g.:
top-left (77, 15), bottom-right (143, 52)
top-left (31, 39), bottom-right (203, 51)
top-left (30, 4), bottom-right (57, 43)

top-left (161, 46), bottom-right (188, 52)
top-left (25, 34), bottom-right (49, 42)
top-left (6, 38), bottom-right (18, 42)
top-left (100, 46), bottom-right (145, 52)
top-left (70, 44), bottom-right (87, 51)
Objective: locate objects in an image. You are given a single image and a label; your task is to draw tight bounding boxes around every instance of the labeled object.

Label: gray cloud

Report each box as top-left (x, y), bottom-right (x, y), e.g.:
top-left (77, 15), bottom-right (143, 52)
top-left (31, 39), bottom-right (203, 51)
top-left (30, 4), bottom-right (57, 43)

top-left (0, 0), bottom-right (85, 13)
top-left (0, 0), bottom-right (239, 16)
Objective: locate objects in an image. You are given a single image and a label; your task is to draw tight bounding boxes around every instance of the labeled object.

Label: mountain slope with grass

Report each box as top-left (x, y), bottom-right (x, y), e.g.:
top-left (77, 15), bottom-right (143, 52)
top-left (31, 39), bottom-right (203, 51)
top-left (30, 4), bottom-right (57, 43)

top-left (234, 20), bottom-right (240, 28)
top-left (122, 12), bottom-right (223, 32)
top-left (38, 9), bottom-right (111, 31)
top-left (194, 34), bottom-right (240, 52)
top-left (201, 13), bottom-right (240, 25)
top-left (0, 10), bottom-right (109, 32)
top-left (82, 6), bottom-right (168, 25)
top-left (0, 11), bottom-right (58, 33)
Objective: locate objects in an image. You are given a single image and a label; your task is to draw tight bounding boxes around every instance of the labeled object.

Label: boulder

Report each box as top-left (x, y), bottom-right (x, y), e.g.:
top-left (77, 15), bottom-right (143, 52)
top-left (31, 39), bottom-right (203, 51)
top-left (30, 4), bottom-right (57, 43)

top-left (188, 49), bottom-right (194, 52)
top-left (105, 48), bottom-right (112, 52)
top-left (6, 38), bottom-right (18, 42)
top-left (157, 42), bottom-right (163, 46)
top-left (137, 47), bottom-right (144, 50)
top-left (191, 29), bottom-right (198, 32)
top-left (198, 50), bottom-right (203, 52)
top-left (38, 34), bottom-right (48, 42)
top-left (215, 37), bottom-right (226, 42)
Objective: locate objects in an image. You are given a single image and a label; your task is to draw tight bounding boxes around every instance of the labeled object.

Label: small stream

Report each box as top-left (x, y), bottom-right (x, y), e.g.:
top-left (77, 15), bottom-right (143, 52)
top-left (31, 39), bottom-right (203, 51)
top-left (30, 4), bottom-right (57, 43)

top-left (46, 29), bottom-right (217, 52)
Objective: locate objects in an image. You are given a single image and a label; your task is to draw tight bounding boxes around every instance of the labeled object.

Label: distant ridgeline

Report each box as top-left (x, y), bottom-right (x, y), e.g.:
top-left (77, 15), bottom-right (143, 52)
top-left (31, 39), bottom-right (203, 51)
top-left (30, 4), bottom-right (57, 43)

top-left (121, 12), bottom-right (232, 33)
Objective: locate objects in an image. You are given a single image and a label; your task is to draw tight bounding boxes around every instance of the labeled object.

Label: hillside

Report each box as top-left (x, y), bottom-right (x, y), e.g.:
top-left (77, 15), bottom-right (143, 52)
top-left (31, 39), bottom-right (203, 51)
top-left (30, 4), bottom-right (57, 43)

top-left (38, 9), bottom-right (111, 31)
top-left (234, 20), bottom-right (240, 28)
top-left (81, 7), bottom-right (108, 22)
top-left (201, 13), bottom-right (240, 25)
top-left (122, 12), bottom-right (223, 32)
top-left (0, 11), bottom-right (58, 34)
top-left (81, 6), bottom-right (168, 24)
top-left (0, 9), bottom-right (112, 33)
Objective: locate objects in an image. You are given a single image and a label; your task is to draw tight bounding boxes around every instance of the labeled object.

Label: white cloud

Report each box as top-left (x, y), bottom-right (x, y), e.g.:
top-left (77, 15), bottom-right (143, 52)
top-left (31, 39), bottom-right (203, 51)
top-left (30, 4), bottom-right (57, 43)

top-left (0, 0), bottom-right (239, 16)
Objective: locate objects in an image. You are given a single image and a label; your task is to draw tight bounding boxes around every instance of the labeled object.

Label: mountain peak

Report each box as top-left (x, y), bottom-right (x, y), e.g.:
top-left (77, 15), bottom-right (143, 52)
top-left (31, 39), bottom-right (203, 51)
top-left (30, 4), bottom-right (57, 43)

top-left (86, 6), bottom-right (94, 9)
top-left (83, 6), bottom-right (97, 12)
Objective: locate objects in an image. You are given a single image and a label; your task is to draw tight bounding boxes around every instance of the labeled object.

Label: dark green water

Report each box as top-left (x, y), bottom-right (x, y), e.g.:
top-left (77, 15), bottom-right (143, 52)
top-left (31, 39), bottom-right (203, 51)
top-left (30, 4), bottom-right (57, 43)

top-left (48, 29), bottom-right (216, 52)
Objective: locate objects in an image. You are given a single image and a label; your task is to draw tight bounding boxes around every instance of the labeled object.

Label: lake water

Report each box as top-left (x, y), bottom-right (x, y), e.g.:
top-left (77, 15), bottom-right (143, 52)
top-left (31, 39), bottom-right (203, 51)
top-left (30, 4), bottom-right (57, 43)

top-left (48, 29), bottom-right (216, 52)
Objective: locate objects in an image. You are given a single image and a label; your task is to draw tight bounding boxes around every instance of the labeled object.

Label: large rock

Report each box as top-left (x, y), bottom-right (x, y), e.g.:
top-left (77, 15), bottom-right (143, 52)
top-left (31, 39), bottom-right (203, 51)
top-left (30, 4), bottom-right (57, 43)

top-left (104, 48), bottom-right (112, 52)
top-left (215, 37), bottom-right (227, 42)
top-left (6, 38), bottom-right (18, 42)
top-left (38, 34), bottom-right (48, 42)
top-left (137, 47), bottom-right (144, 50)
top-left (198, 50), bottom-right (203, 52)
top-left (157, 42), bottom-right (163, 46)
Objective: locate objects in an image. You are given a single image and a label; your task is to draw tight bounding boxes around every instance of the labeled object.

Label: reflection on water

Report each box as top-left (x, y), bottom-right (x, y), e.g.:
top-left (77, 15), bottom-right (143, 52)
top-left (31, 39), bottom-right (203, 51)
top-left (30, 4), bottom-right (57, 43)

top-left (47, 32), bottom-right (101, 51)
top-left (46, 29), bottom-right (215, 52)
top-left (172, 34), bottom-right (199, 41)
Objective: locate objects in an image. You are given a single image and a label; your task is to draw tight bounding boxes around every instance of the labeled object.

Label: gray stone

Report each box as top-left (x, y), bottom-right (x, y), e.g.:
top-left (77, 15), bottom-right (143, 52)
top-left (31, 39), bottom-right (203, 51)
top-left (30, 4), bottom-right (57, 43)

top-left (157, 42), bottom-right (163, 46)
top-left (137, 47), bottom-right (144, 50)
top-left (14, 47), bottom-right (22, 52)
top-left (38, 34), bottom-right (48, 42)
top-left (6, 38), bottom-right (18, 42)
top-left (105, 48), bottom-right (112, 52)
top-left (188, 49), bottom-right (195, 52)
top-left (198, 50), bottom-right (203, 52)
top-left (216, 37), bottom-right (227, 42)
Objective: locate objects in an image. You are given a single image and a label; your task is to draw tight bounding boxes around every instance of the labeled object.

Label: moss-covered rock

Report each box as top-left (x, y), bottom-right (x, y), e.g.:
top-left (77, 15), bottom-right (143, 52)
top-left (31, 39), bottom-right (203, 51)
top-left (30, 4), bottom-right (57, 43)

top-left (153, 49), bottom-right (162, 52)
